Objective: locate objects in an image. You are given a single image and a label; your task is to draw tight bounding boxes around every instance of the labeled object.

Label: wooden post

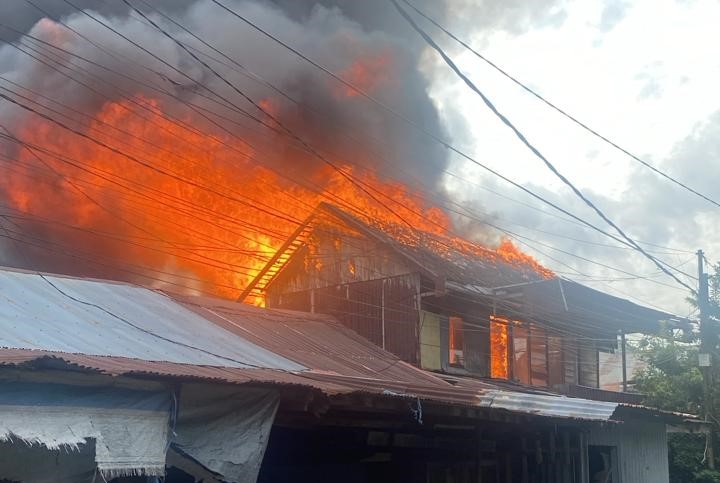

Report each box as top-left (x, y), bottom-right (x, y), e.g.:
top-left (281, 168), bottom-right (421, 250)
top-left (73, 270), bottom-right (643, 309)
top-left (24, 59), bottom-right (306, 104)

top-left (562, 432), bottom-right (571, 483)
top-left (620, 331), bottom-right (628, 392)
top-left (310, 288), bottom-right (315, 314)
top-left (579, 432), bottom-right (589, 483)
top-left (521, 438), bottom-right (529, 483)
top-left (549, 431), bottom-right (556, 482)
top-left (476, 428), bottom-right (483, 483)
top-left (381, 279), bottom-right (386, 350)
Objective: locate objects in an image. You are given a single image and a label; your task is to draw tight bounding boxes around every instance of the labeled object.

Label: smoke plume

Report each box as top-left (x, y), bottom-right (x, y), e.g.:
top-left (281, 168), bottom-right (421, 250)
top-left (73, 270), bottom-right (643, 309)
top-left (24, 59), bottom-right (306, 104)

top-left (0, 0), bottom-right (559, 297)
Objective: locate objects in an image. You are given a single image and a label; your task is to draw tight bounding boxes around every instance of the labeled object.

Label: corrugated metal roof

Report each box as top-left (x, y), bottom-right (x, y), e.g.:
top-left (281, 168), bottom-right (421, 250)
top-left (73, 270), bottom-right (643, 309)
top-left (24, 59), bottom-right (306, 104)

top-left (480, 390), bottom-right (618, 420)
top-left (172, 294), bottom-right (444, 386)
top-left (0, 269), bottom-right (302, 371)
top-left (0, 267), bottom-right (695, 424)
top-left (494, 278), bottom-right (691, 333)
top-left (0, 348), bottom-right (330, 389)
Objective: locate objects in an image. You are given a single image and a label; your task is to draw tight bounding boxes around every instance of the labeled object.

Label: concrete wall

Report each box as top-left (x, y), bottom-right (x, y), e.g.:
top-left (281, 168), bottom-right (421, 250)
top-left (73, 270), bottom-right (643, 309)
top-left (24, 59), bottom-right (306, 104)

top-left (589, 421), bottom-right (669, 483)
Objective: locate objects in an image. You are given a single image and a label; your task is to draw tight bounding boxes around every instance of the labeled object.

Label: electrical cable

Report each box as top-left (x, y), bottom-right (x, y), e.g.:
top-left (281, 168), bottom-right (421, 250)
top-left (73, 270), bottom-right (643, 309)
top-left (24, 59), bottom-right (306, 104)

top-left (389, 0), bottom-right (695, 294)
top-left (399, 0), bottom-right (720, 211)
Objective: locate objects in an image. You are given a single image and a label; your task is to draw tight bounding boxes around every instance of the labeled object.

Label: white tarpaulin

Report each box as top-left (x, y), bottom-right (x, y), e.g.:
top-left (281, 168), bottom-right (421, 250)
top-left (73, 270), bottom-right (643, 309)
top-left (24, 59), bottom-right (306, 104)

top-left (0, 382), bottom-right (171, 478)
top-left (173, 384), bottom-right (279, 483)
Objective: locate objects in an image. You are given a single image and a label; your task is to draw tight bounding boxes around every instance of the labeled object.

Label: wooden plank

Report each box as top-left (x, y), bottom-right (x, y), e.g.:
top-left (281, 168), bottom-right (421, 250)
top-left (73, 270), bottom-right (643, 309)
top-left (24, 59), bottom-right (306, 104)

top-left (579, 432), bottom-right (589, 483)
top-left (505, 453), bottom-right (512, 483)
top-left (521, 438), bottom-right (529, 483)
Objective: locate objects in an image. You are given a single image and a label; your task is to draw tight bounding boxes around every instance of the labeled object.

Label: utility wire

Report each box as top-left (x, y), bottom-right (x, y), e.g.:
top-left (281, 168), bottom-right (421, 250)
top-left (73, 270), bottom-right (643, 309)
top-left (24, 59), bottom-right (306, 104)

top-left (399, 0), bottom-right (720, 210)
top-left (390, 0), bottom-right (695, 294)
top-left (206, 0), bottom-right (696, 280)
top-left (86, 0), bottom-right (698, 259)
top-left (2, 0), bottom-right (696, 310)
top-left (120, 0), bottom-right (415, 230)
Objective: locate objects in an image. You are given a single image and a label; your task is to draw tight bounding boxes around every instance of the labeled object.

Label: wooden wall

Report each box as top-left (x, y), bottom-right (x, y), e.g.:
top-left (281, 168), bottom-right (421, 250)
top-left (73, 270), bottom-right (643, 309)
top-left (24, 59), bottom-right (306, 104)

top-left (270, 274), bottom-right (421, 364)
top-left (266, 221), bottom-right (415, 298)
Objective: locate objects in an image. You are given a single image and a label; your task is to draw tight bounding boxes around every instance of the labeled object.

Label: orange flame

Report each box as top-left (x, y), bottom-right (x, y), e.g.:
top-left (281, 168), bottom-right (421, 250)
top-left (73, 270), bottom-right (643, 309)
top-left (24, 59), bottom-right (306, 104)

top-left (490, 316), bottom-right (509, 379)
top-left (335, 52), bottom-right (393, 98)
top-left (3, 93), bottom-right (552, 305)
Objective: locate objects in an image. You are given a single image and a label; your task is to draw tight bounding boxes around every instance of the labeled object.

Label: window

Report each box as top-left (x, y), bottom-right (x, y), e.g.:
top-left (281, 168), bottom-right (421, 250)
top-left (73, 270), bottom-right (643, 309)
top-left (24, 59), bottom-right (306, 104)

top-left (489, 316), bottom-right (567, 387)
top-left (448, 316), bottom-right (464, 366)
top-left (529, 325), bottom-right (548, 386)
top-left (548, 336), bottom-right (564, 387)
top-left (578, 343), bottom-right (599, 388)
top-left (512, 324), bottom-right (530, 384)
top-left (490, 317), bottom-right (509, 379)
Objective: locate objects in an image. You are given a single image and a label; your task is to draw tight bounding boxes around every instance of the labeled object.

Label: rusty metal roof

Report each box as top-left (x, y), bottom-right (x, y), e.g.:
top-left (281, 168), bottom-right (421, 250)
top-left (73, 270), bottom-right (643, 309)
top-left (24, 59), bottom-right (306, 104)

top-left (172, 294), bottom-right (444, 386)
top-left (0, 267), bottom-right (695, 424)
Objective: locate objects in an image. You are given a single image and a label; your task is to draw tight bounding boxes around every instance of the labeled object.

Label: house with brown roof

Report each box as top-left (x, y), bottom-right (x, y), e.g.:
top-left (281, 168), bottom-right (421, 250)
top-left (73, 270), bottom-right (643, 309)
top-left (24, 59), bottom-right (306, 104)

top-left (243, 203), bottom-right (686, 400)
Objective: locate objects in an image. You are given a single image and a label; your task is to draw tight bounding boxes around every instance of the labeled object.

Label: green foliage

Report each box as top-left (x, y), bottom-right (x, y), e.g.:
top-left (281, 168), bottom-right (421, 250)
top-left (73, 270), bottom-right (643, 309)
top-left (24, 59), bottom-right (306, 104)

top-left (635, 338), bottom-right (703, 414)
top-left (633, 259), bottom-right (720, 483)
top-left (635, 338), bottom-right (720, 482)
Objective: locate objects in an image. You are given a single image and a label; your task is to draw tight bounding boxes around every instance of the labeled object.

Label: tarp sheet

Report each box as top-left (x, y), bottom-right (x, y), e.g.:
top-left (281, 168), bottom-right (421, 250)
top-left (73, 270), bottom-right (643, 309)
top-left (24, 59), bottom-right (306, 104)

top-left (0, 382), bottom-right (171, 478)
top-left (174, 384), bottom-right (279, 483)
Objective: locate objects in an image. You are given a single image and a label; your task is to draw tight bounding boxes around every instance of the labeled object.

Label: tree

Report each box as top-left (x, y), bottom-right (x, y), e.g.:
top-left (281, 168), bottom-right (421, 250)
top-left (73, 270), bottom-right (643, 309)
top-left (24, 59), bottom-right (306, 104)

top-left (633, 262), bottom-right (720, 482)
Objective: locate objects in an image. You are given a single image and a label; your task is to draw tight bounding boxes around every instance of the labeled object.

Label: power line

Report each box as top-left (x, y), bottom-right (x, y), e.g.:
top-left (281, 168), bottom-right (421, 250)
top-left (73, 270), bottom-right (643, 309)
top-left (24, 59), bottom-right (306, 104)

top-left (205, 0), bottom-right (698, 280)
top-left (389, 0), bottom-right (695, 294)
top-left (2, 0), bottom-right (696, 314)
top-left (399, 0), bottom-right (720, 211)
top-left (103, 0), bottom-right (696, 259)
top-left (20, 0), bottom-right (694, 269)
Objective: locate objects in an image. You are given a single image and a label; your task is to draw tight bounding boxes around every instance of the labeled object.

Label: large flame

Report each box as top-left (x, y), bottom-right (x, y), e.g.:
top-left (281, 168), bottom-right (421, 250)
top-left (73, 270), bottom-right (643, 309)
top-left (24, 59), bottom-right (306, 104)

top-left (2, 85), bottom-right (551, 304)
top-left (490, 316), bottom-right (509, 379)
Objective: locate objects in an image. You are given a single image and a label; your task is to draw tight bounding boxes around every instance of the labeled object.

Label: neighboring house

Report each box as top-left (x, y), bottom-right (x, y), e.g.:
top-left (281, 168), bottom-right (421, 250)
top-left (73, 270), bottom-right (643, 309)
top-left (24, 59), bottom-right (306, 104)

top-left (0, 267), bottom-right (698, 483)
top-left (243, 203), bottom-right (686, 403)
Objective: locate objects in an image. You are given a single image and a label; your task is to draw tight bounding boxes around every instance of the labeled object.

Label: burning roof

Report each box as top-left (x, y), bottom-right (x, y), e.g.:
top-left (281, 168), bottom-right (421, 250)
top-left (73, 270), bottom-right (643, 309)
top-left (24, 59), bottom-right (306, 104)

top-left (244, 202), bottom-right (553, 302)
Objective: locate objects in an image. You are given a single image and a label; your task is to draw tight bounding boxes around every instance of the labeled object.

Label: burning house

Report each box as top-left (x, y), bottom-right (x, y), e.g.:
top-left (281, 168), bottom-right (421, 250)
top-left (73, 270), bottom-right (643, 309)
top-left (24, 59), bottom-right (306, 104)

top-left (0, 1), bottom-right (705, 482)
top-left (243, 203), bottom-right (686, 399)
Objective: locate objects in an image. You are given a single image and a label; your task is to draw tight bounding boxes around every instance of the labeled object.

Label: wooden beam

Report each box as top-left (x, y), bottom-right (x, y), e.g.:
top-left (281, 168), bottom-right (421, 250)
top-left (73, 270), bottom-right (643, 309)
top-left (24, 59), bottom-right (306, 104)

top-left (237, 213), bottom-right (314, 302)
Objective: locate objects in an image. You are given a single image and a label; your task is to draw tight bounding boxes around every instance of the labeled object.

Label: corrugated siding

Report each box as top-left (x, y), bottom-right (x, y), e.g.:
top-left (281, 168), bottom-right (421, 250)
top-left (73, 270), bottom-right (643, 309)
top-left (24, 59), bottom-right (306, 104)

top-left (589, 421), bottom-right (669, 483)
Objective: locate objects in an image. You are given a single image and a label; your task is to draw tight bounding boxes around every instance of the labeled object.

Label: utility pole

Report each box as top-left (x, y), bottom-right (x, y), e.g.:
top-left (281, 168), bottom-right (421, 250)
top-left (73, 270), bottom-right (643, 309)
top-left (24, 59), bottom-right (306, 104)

top-left (698, 249), bottom-right (715, 469)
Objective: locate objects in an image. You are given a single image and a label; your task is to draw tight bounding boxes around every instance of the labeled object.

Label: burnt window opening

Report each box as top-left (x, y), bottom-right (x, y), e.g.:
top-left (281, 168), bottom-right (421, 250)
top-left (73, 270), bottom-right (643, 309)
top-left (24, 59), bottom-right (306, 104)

top-left (489, 317), bottom-right (562, 388)
top-left (489, 316), bottom-right (509, 379)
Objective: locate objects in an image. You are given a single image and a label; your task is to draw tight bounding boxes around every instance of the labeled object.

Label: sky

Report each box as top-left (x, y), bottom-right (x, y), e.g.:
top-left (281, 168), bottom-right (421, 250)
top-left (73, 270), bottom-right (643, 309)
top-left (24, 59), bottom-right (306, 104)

top-left (422, 0), bottom-right (720, 315)
top-left (0, 0), bottom-right (716, 317)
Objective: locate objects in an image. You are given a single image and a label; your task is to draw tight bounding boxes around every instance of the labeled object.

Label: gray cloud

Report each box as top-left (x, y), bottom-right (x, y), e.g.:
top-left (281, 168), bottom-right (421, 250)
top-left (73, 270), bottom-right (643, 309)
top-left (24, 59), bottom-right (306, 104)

top-left (598, 0), bottom-right (630, 32)
top-left (453, 110), bottom-right (720, 315)
top-left (635, 62), bottom-right (666, 100)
